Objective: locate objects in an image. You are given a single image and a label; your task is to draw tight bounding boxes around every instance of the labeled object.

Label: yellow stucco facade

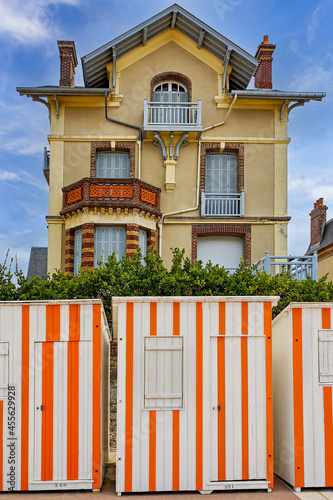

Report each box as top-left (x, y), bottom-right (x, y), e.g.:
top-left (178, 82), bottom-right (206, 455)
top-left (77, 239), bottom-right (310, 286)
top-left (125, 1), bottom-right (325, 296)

top-left (16, 5), bottom-right (310, 276)
top-left (42, 27), bottom-right (292, 274)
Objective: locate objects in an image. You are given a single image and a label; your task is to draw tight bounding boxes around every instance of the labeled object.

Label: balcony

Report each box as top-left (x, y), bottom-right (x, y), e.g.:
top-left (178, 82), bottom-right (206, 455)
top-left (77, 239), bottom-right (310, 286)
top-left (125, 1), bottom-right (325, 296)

top-left (61, 178), bottom-right (161, 217)
top-left (255, 252), bottom-right (318, 281)
top-left (143, 98), bottom-right (202, 134)
top-left (201, 190), bottom-right (244, 217)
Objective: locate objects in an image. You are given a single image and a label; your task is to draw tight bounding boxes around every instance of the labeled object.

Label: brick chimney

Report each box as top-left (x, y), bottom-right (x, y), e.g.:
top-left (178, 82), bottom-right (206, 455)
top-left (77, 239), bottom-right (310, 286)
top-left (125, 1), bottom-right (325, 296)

top-left (254, 35), bottom-right (276, 89)
top-left (58, 41), bottom-right (78, 87)
top-left (310, 198), bottom-right (327, 247)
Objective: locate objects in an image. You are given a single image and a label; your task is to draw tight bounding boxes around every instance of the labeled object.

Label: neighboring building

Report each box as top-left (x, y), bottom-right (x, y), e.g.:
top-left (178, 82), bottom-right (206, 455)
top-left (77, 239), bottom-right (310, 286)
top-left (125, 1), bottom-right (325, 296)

top-left (27, 246), bottom-right (47, 279)
top-left (17, 4), bottom-right (325, 275)
top-left (306, 198), bottom-right (333, 280)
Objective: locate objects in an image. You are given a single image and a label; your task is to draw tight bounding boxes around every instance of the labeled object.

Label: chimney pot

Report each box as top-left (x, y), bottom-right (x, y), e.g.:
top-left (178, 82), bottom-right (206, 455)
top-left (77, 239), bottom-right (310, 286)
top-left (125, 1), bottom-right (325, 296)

top-left (254, 35), bottom-right (276, 89)
top-left (58, 41), bottom-right (78, 87)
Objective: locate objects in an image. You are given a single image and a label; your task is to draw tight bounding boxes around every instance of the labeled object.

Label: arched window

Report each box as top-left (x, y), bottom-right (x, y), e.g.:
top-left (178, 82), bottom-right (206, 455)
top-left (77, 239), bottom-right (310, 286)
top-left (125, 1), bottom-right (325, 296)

top-left (153, 81), bottom-right (188, 103)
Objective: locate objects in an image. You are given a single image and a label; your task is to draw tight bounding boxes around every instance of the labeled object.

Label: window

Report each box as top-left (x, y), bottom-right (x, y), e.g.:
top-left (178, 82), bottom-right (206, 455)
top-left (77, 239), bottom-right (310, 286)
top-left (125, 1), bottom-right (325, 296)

top-left (318, 330), bottom-right (333, 383)
top-left (197, 236), bottom-right (244, 271)
top-left (153, 81), bottom-right (188, 103)
top-left (94, 226), bottom-right (126, 266)
top-left (73, 228), bottom-right (82, 275)
top-left (96, 153), bottom-right (130, 179)
top-left (139, 229), bottom-right (147, 263)
top-left (144, 336), bottom-right (183, 409)
top-left (205, 154), bottom-right (237, 194)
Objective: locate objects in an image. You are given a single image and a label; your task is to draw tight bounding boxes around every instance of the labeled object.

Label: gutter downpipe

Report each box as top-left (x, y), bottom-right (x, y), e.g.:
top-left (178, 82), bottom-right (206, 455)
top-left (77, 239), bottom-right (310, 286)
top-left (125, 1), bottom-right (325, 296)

top-left (105, 92), bottom-right (142, 177)
top-left (158, 137), bottom-right (202, 256)
top-left (202, 94), bottom-right (237, 132)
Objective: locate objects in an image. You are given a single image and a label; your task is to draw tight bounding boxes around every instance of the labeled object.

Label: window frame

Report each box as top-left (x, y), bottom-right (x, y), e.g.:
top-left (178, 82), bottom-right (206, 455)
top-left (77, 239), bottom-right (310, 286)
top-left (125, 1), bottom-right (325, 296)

top-left (94, 226), bottom-right (126, 266)
top-left (96, 152), bottom-right (130, 179)
top-left (205, 153), bottom-right (238, 194)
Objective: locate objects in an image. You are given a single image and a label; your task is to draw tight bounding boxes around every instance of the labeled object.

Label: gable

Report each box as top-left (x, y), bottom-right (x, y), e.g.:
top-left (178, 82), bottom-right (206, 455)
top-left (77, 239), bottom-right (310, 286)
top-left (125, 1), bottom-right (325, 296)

top-left (81, 4), bottom-right (257, 91)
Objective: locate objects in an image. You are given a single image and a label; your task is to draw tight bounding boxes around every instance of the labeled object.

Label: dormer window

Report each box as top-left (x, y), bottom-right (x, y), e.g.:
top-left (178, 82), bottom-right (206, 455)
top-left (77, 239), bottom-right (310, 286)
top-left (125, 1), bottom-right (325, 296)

top-left (153, 81), bottom-right (188, 103)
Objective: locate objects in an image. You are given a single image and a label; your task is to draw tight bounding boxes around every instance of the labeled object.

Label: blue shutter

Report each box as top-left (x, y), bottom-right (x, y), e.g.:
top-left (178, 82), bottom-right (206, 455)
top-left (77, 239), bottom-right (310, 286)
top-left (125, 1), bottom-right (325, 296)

top-left (94, 226), bottom-right (126, 266)
top-left (96, 153), bottom-right (129, 179)
top-left (139, 229), bottom-right (147, 264)
top-left (205, 154), bottom-right (237, 194)
top-left (73, 229), bottom-right (82, 275)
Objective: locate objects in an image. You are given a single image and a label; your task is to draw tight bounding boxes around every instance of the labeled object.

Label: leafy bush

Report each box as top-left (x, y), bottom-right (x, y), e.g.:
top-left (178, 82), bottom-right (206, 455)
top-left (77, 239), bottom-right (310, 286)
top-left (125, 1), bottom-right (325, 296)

top-left (1, 248), bottom-right (333, 318)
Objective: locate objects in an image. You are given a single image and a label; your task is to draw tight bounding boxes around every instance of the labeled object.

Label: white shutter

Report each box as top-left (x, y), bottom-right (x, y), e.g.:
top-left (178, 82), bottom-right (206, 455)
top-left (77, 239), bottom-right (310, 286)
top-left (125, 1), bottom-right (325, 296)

top-left (318, 330), bottom-right (333, 383)
top-left (205, 154), bottom-right (238, 194)
top-left (139, 229), bottom-right (147, 263)
top-left (228, 154), bottom-right (238, 192)
top-left (144, 336), bottom-right (183, 409)
top-left (96, 153), bottom-right (129, 179)
top-left (73, 228), bottom-right (82, 275)
top-left (94, 226), bottom-right (126, 266)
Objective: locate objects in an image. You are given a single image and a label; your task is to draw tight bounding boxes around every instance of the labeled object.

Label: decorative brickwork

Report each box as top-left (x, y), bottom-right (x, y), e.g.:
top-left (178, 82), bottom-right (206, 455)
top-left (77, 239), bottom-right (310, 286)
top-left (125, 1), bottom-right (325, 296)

top-left (126, 224), bottom-right (139, 255)
top-left (57, 41), bottom-right (78, 87)
top-left (310, 198), bottom-right (327, 247)
top-left (67, 187), bottom-right (82, 205)
top-left (65, 229), bottom-right (74, 274)
top-left (150, 72), bottom-right (192, 101)
top-left (90, 141), bottom-right (135, 177)
top-left (141, 188), bottom-right (156, 205)
top-left (254, 35), bottom-right (276, 89)
top-left (81, 224), bottom-right (94, 270)
top-left (200, 142), bottom-right (244, 192)
top-left (90, 185), bottom-right (132, 199)
top-left (192, 224), bottom-right (251, 266)
top-left (61, 178), bottom-right (161, 217)
top-left (110, 340), bottom-right (118, 356)
top-left (147, 229), bottom-right (156, 249)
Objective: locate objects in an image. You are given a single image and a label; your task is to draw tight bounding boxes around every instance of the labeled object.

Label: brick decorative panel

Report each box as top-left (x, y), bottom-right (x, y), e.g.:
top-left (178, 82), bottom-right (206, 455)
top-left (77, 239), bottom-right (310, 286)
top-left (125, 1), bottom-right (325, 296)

top-left (65, 229), bottom-right (74, 274)
top-left (192, 223), bottom-right (251, 266)
top-left (90, 185), bottom-right (133, 199)
top-left (141, 188), bottom-right (156, 205)
top-left (61, 178), bottom-right (161, 217)
top-left (126, 224), bottom-right (139, 255)
top-left (67, 187), bottom-right (82, 205)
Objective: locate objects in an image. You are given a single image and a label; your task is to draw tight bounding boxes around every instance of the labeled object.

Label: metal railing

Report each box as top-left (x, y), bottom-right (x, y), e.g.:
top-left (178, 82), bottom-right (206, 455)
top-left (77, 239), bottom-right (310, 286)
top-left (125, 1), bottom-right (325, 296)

top-left (143, 98), bottom-right (202, 130)
top-left (201, 190), bottom-right (244, 217)
top-left (43, 147), bottom-right (50, 183)
top-left (255, 251), bottom-right (318, 280)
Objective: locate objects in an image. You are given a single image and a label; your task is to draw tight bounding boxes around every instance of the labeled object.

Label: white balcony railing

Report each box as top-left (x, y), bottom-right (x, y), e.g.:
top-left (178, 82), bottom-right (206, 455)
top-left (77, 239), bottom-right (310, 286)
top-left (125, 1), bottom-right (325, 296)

top-left (143, 98), bottom-right (202, 131)
top-left (201, 190), bottom-right (244, 217)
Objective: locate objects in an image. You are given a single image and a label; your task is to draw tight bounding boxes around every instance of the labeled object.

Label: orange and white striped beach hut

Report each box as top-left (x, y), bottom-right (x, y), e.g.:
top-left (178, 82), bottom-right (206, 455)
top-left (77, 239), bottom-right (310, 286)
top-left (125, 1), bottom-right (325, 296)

top-left (0, 299), bottom-right (110, 492)
top-left (273, 303), bottom-right (333, 492)
top-left (114, 296), bottom-right (278, 495)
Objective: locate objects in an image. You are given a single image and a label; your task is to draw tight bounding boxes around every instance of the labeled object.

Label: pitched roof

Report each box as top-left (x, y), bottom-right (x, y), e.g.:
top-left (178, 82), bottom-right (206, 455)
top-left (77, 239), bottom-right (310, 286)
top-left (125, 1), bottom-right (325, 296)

top-left (306, 218), bottom-right (333, 255)
top-left (81, 4), bottom-right (258, 91)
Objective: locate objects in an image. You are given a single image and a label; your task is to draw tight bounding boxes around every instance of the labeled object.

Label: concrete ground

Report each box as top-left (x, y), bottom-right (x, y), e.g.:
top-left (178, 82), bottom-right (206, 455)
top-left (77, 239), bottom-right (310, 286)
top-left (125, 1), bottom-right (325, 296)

top-left (0, 474), bottom-right (301, 499)
top-left (1, 466), bottom-right (332, 499)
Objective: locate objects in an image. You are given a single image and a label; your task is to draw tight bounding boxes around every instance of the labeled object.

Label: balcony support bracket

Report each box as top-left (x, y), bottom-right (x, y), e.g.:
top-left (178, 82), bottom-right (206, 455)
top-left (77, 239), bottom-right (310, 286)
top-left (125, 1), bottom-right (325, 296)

top-left (174, 133), bottom-right (188, 160)
top-left (153, 132), bottom-right (167, 160)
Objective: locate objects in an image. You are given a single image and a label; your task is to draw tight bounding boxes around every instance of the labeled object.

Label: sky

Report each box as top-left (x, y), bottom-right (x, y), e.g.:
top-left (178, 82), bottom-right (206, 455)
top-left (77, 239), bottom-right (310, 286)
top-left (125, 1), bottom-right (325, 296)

top-left (0, 0), bottom-right (332, 274)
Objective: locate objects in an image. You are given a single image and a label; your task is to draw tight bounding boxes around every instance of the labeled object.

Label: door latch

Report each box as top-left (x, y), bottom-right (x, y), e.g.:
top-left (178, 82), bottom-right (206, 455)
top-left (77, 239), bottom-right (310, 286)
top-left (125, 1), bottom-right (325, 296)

top-left (213, 405), bottom-right (221, 411)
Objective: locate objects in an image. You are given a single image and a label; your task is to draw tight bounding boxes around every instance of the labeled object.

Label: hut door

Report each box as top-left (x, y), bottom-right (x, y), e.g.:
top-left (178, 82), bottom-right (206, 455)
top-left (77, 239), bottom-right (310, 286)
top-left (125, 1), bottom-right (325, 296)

top-left (209, 335), bottom-right (267, 482)
top-left (34, 341), bottom-right (92, 483)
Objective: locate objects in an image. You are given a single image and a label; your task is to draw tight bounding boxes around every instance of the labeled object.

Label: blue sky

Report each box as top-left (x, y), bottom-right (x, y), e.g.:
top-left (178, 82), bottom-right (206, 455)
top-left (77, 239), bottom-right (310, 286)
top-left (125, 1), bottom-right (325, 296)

top-left (0, 0), bottom-right (332, 274)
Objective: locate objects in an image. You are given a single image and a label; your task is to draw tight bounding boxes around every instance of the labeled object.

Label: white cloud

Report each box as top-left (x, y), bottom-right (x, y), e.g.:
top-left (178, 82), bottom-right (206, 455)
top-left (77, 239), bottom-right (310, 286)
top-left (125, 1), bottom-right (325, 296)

top-left (0, 0), bottom-right (79, 44)
top-left (0, 170), bottom-right (19, 181)
top-left (288, 64), bottom-right (333, 93)
top-left (306, 0), bottom-right (330, 44)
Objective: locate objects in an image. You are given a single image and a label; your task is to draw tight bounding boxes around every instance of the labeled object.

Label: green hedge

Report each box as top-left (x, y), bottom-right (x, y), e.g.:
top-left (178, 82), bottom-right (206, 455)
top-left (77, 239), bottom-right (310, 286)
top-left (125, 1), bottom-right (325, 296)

top-left (1, 249), bottom-right (333, 318)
